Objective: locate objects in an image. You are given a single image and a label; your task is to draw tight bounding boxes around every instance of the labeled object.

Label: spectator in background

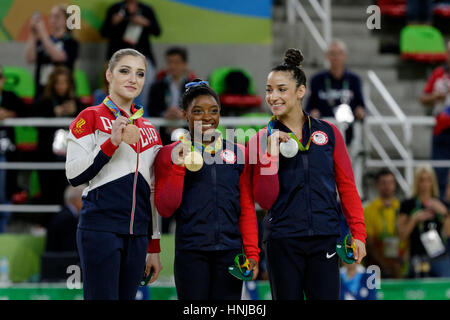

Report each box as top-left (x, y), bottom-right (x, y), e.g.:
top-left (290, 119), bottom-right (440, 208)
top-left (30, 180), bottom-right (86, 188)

top-left (93, 63), bottom-right (109, 106)
top-left (45, 184), bottom-right (86, 252)
top-left (364, 169), bottom-right (406, 278)
top-left (305, 39), bottom-right (366, 145)
top-left (33, 66), bottom-right (84, 205)
top-left (25, 4), bottom-right (79, 99)
top-left (419, 41), bottom-right (450, 198)
top-left (100, 0), bottom-right (161, 107)
top-left (0, 66), bottom-right (28, 233)
top-left (398, 165), bottom-right (450, 278)
top-left (407, 0), bottom-right (433, 24)
top-left (340, 262), bottom-right (377, 300)
top-left (147, 47), bottom-right (197, 146)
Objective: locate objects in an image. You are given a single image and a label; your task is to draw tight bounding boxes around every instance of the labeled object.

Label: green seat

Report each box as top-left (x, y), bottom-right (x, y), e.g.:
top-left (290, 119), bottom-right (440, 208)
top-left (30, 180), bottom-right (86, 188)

top-left (2, 66), bottom-right (35, 103)
top-left (74, 69), bottom-right (91, 97)
top-left (209, 67), bottom-right (256, 95)
top-left (400, 25), bottom-right (447, 63)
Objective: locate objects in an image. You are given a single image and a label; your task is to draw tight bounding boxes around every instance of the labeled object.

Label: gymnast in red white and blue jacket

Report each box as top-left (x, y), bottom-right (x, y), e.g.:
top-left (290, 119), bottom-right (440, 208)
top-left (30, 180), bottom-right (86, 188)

top-left (249, 49), bottom-right (367, 300)
top-left (65, 49), bottom-right (162, 300)
top-left (154, 79), bottom-right (260, 300)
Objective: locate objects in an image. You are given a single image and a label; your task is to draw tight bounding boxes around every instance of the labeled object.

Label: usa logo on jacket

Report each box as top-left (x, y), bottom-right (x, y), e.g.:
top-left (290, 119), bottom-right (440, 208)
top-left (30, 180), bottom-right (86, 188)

top-left (311, 131), bottom-right (328, 145)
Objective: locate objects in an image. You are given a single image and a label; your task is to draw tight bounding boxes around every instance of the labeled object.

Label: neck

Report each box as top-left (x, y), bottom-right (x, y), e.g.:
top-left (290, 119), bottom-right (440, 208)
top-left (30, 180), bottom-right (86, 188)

top-left (330, 67), bottom-right (345, 79)
top-left (380, 196), bottom-right (394, 207)
top-left (109, 93), bottom-right (133, 115)
top-left (52, 29), bottom-right (66, 39)
top-left (278, 106), bottom-right (305, 133)
top-left (419, 192), bottom-right (432, 203)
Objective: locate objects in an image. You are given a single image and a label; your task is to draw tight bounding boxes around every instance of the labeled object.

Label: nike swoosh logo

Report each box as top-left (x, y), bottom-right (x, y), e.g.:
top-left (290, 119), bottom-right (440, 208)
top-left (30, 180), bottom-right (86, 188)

top-left (326, 252), bottom-right (336, 259)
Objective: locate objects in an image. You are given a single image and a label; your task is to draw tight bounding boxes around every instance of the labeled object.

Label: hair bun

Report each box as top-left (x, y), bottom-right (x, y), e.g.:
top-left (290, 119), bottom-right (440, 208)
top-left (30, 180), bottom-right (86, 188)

top-left (283, 48), bottom-right (304, 68)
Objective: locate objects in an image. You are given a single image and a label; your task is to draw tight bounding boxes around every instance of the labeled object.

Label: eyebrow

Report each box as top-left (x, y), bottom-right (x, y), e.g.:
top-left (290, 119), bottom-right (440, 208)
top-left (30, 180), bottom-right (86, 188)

top-left (119, 65), bottom-right (145, 71)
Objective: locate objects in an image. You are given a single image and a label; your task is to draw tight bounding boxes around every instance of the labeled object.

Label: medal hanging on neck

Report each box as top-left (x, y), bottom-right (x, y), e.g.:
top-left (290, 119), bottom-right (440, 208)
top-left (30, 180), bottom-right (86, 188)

top-left (179, 132), bottom-right (223, 172)
top-left (103, 96), bottom-right (143, 145)
top-left (267, 115), bottom-right (312, 158)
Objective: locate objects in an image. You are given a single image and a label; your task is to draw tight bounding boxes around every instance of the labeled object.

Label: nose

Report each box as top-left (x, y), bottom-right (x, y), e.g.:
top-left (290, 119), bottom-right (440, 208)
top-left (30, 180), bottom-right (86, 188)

top-left (128, 72), bottom-right (137, 84)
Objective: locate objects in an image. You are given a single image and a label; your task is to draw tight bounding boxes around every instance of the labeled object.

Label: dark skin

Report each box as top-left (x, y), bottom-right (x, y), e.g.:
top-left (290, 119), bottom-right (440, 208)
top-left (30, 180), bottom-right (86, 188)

top-left (172, 94), bottom-right (259, 279)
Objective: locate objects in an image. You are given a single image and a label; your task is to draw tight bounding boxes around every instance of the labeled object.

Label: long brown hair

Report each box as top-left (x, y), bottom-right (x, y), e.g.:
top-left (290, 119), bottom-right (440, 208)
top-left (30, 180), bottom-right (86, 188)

top-left (43, 66), bottom-right (76, 100)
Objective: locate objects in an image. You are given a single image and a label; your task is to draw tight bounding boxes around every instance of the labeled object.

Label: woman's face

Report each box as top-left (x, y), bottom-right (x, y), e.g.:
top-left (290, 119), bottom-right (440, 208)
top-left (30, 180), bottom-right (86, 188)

top-left (417, 171), bottom-right (433, 195)
top-left (49, 6), bottom-right (67, 34)
top-left (265, 71), bottom-right (305, 118)
top-left (106, 55), bottom-right (146, 102)
top-left (184, 94), bottom-right (220, 139)
top-left (54, 74), bottom-right (70, 97)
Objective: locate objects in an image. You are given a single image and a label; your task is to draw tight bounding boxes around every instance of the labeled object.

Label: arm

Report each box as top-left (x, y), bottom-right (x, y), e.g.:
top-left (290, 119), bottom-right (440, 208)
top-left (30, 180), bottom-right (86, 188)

top-left (330, 123), bottom-right (366, 243)
top-left (397, 213), bottom-right (417, 241)
top-left (25, 34), bottom-right (37, 63)
top-left (65, 110), bottom-right (122, 186)
top-left (249, 130), bottom-right (280, 210)
top-left (35, 21), bottom-right (67, 62)
top-left (144, 6), bottom-right (161, 36)
top-left (237, 145), bottom-right (260, 264)
top-left (154, 143), bottom-right (185, 218)
top-left (419, 68), bottom-right (446, 107)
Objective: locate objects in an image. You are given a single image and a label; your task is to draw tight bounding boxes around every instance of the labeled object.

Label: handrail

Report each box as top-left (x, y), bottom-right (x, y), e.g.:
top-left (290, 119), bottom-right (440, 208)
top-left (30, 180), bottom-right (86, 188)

top-left (287, 0), bottom-right (332, 52)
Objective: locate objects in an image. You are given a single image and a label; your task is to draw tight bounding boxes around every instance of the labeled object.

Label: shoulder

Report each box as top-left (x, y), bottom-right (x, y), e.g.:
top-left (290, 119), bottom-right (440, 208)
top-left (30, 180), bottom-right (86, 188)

top-left (310, 70), bottom-right (328, 82)
top-left (345, 70), bottom-right (362, 80)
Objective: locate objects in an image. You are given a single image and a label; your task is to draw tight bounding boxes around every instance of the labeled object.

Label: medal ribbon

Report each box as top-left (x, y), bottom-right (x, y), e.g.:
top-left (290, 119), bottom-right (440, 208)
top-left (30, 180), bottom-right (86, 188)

top-left (179, 131), bottom-right (223, 154)
top-left (103, 96), bottom-right (144, 124)
top-left (267, 114), bottom-right (312, 152)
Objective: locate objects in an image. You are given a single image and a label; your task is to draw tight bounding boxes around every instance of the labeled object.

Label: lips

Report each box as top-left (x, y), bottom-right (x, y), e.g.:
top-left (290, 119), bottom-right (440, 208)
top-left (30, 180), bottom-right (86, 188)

top-left (125, 86), bottom-right (137, 91)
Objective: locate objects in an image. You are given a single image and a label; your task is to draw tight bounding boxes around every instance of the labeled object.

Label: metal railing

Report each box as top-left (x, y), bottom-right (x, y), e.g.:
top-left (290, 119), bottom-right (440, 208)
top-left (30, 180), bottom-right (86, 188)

top-left (286, 0), bottom-right (332, 52)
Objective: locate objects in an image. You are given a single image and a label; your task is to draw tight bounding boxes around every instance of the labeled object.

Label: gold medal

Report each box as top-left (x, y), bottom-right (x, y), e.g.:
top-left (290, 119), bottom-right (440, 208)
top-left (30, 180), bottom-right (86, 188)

top-left (122, 124), bottom-right (140, 145)
top-left (184, 150), bottom-right (203, 172)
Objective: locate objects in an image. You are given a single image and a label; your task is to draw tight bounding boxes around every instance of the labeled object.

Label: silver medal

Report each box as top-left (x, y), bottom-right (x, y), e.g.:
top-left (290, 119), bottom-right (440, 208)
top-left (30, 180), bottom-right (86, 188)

top-left (279, 138), bottom-right (298, 158)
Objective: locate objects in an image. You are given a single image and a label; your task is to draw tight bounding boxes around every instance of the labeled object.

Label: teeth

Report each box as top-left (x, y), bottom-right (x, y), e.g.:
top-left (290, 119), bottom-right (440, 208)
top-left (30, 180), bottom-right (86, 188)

top-left (202, 124), bottom-right (212, 127)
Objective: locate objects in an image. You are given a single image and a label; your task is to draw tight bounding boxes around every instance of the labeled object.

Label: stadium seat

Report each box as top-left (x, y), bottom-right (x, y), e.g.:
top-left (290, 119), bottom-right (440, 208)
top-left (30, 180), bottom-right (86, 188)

top-left (2, 66), bottom-right (35, 105)
top-left (209, 67), bottom-right (262, 116)
top-left (377, 0), bottom-right (406, 18)
top-left (400, 25), bottom-right (447, 63)
top-left (74, 69), bottom-right (93, 106)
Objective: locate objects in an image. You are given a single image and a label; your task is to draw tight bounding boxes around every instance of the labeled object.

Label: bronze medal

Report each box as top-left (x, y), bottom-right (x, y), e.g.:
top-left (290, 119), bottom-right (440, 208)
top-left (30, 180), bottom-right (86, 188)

top-left (122, 124), bottom-right (140, 145)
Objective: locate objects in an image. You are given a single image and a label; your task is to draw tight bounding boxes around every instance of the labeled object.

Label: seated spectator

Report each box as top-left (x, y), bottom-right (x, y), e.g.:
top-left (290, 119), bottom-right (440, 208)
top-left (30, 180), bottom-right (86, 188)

top-left (398, 164), bottom-right (450, 278)
top-left (25, 4), bottom-right (79, 99)
top-left (45, 184), bottom-right (85, 252)
top-left (33, 66), bottom-right (84, 205)
top-left (364, 169), bottom-right (407, 278)
top-left (0, 65), bottom-right (28, 232)
top-left (340, 262), bottom-right (377, 300)
top-left (147, 47), bottom-right (196, 145)
top-left (420, 41), bottom-right (450, 197)
top-left (100, 0), bottom-right (161, 107)
top-left (305, 39), bottom-right (366, 145)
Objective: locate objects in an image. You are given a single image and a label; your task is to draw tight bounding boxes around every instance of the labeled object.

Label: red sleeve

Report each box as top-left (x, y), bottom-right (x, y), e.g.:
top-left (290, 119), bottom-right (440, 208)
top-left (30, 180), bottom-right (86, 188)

top-left (330, 123), bottom-right (366, 243)
top-left (237, 144), bottom-right (260, 263)
top-left (154, 143), bottom-right (186, 218)
top-left (147, 239), bottom-right (161, 253)
top-left (249, 129), bottom-right (280, 210)
top-left (424, 67), bottom-right (444, 94)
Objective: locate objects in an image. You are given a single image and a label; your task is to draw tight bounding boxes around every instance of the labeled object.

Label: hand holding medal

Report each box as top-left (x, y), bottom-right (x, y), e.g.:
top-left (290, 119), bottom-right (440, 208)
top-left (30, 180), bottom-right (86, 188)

top-left (104, 96), bottom-right (143, 146)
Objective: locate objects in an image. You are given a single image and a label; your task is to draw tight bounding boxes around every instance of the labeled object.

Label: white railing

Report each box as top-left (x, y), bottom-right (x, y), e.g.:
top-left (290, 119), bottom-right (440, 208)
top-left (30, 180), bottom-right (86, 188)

top-left (286, 0), bottom-right (332, 52)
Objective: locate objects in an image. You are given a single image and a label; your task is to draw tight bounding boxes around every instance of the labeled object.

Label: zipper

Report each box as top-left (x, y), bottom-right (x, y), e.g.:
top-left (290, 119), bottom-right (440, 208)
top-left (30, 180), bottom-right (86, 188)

top-left (212, 164), bottom-right (219, 244)
top-left (302, 153), bottom-right (314, 236)
top-left (129, 139), bottom-right (140, 235)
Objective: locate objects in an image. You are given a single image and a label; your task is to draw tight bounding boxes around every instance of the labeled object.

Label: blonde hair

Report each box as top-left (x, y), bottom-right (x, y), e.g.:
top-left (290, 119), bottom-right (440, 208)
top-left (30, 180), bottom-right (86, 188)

top-left (412, 164), bottom-right (439, 198)
top-left (108, 48), bottom-right (147, 72)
